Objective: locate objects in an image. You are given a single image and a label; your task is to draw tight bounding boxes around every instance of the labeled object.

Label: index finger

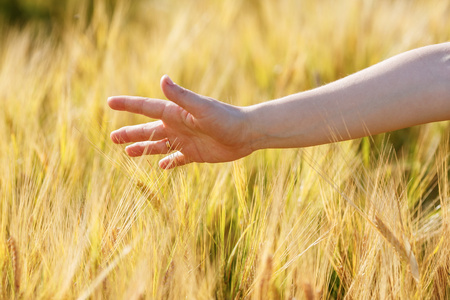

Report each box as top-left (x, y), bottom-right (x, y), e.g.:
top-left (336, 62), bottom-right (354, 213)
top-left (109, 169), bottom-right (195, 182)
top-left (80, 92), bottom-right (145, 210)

top-left (107, 96), bottom-right (168, 119)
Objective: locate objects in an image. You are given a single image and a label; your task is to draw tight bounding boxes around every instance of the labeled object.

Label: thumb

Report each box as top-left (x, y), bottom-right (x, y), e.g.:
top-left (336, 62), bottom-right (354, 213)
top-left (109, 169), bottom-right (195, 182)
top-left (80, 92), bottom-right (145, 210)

top-left (160, 75), bottom-right (209, 115)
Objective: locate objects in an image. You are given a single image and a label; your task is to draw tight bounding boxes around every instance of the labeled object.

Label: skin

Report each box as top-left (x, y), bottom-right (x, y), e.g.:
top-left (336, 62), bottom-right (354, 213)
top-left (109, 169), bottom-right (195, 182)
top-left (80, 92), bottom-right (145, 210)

top-left (109, 43), bottom-right (450, 169)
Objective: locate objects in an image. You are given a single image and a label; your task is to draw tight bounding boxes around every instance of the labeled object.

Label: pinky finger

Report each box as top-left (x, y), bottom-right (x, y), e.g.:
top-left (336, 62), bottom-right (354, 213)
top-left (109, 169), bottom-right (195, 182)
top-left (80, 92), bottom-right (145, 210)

top-left (159, 151), bottom-right (192, 169)
top-left (125, 140), bottom-right (172, 157)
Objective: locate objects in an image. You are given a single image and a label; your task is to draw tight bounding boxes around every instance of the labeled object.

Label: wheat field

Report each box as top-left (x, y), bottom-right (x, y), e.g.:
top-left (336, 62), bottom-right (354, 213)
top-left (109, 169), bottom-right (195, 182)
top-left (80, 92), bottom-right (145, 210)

top-left (0, 0), bottom-right (449, 299)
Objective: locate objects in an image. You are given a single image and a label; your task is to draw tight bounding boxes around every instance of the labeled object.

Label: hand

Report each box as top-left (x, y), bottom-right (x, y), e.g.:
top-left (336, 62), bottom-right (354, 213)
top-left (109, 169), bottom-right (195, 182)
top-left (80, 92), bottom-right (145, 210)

top-left (108, 75), bottom-right (253, 169)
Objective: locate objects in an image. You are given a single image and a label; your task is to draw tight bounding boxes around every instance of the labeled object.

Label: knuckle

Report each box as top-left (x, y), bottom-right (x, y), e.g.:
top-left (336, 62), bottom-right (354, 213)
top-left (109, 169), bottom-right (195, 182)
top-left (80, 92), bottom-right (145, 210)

top-left (178, 87), bottom-right (187, 96)
top-left (123, 126), bottom-right (131, 140)
top-left (140, 125), bottom-right (149, 139)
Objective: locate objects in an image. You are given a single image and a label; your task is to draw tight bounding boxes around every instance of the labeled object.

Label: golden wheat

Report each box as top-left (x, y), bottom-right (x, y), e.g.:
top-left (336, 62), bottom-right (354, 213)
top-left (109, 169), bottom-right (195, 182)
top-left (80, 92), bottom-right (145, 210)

top-left (0, 0), bottom-right (448, 299)
top-left (7, 237), bottom-right (20, 294)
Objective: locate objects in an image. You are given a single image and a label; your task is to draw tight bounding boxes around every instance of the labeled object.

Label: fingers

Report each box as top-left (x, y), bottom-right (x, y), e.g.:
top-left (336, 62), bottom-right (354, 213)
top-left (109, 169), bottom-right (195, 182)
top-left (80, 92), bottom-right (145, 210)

top-left (124, 141), bottom-right (192, 169)
top-left (125, 140), bottom-right (192, 169)
top-left (160, 75), bottom-right (210, 116)
top-left (125, 139), bottom-right (174, 157)
top-left (159, 151), bottom-right (192, 169)
top-left (107, 96), bottom-right (167, 119)
top-left (108, 75), bottom-right (205, 170)
top-left (108, 75), bottom-right (211, 119)
top-left (110, 121), bottom-right (166, 144)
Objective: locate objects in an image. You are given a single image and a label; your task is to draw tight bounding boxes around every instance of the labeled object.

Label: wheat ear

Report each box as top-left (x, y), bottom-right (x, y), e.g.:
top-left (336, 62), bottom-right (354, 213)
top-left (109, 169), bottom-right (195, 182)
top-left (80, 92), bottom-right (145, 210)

top-left (374, 216), bottom-right (420, 283)
top-left (7, 237), bottom-right (21, 293)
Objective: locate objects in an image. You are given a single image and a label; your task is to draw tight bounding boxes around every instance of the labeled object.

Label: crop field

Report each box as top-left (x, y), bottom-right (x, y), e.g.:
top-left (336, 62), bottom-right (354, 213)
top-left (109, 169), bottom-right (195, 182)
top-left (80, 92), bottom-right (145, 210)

top-left (0, 0), bottom-right (449, 299)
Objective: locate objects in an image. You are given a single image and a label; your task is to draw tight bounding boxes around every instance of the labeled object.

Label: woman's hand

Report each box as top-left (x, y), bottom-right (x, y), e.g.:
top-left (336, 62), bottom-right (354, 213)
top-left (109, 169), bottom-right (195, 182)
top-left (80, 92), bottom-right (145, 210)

top-left (108, 75), bottom-right (253, 169)
top-left (109, 44), bottom-right (450, 169)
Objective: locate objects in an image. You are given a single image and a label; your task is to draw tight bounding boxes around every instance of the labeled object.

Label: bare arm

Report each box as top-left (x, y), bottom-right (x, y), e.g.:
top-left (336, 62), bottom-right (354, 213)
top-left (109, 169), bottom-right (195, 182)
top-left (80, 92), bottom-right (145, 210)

top-left (247, 42), bottom-right (450, 151)
top-left (109, 43), bottom-right (450, 169)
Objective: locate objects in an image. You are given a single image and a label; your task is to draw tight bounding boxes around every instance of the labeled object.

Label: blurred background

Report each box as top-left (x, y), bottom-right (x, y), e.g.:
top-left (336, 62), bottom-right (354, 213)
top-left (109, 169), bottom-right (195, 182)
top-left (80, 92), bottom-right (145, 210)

top-left (0, 0), bottom-right (448, 299)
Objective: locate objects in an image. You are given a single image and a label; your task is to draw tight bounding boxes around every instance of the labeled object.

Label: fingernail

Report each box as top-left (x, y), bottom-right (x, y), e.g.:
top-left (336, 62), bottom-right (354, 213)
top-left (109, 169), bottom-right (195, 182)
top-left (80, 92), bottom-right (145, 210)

top-left (165, 75), bottom-right (175, 86)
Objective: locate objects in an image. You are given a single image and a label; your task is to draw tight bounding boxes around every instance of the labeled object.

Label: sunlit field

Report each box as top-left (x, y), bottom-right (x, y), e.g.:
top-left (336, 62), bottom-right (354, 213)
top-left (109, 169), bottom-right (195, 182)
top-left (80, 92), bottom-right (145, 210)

top-left (0, 0), bottom-right (449, 299)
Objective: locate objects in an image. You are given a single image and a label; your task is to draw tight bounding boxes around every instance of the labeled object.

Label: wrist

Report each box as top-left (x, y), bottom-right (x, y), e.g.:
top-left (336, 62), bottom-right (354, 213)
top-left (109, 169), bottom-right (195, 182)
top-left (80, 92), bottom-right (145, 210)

top-left (241, 92), bottom-right (332, 151)
top-left (242, 103), bottom-right (273, 152)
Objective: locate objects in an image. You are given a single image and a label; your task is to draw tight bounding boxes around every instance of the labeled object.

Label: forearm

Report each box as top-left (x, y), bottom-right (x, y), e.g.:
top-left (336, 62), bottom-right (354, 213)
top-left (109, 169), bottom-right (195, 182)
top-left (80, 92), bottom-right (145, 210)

top-left (246, 43), bottom-right (450, 150)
